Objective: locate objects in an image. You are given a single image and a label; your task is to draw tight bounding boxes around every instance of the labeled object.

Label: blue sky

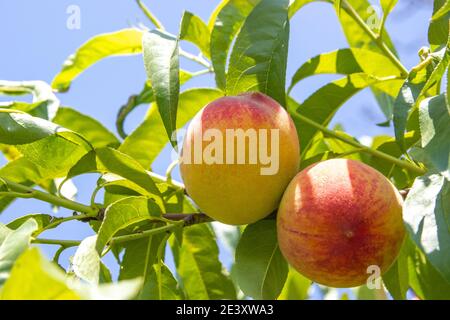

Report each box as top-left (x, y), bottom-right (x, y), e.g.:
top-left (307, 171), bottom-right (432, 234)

top-left (0, 0), bottom-right (433, 287)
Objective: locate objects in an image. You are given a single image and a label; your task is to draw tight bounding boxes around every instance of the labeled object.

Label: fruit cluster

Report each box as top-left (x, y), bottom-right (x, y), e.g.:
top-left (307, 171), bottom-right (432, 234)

top-left (180, 92), bottom-right (405, 288)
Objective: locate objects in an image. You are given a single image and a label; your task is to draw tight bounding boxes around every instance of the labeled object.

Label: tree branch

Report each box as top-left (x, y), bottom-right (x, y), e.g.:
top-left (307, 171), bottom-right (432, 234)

top-left (290, 112), bottom-right (427, 175)
top-left (135, 0), bottom-right (164, 30)
top-left (1, 178), bottom-right (98, 215)
top-left (341, 0), bottom-right (409, 77)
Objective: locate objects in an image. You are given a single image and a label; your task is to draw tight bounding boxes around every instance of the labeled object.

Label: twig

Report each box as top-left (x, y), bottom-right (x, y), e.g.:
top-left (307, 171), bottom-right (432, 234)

top-left (135, 0), bottom-right (164, 30)
top-left (291, 112), bottom-right (427, 175)
top-left (341, 0), bottom-right (409, 77)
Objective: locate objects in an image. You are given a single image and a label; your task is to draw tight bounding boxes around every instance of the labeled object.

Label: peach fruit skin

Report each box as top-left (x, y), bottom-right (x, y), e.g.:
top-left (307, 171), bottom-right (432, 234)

top-left (277, 159), bottom-right (405, 288)
top-left (180, 92), bottom-right (300, 225)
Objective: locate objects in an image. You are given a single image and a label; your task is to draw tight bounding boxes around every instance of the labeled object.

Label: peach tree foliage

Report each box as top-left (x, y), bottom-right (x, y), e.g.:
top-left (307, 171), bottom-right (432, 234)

top-left (0, 0), bottom-right (448, 300)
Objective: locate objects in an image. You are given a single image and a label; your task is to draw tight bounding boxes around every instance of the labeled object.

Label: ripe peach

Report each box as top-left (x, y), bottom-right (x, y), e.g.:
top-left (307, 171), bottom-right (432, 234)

top-left (180, 92), bottom-right (300, 225)
top-left (277, 159), bottom-right (405, 288)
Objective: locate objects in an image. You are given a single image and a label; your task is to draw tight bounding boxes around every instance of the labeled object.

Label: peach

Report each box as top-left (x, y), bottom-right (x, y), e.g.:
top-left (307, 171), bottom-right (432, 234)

top-left (277, 159), bottom-right (405, 288)
top-left (180, 92), bottom-right (300, 225)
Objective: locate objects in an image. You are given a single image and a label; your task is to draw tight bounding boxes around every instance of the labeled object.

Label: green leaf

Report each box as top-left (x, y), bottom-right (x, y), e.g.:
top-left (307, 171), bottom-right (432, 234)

top-left (404, 173), bottom-right (450, 283)
top-left (0, 80), bottom-right (60, 120)
top-left (179, 11), bottom-right (211, 58)
top-left (384, 235), bottom-right (450, 300)
top-left (429, 0), bottom-right (450, 47)
top-left (334, 0), bottom-right (342, 16)
top-left (99, 262), bottom-right (112, 283)
top-left (0, 224), bottom-right (11, 244)
top-left (0, 111), bottom-right (61, 145)
top-left (368, 133), bottom-right (419, 189)
top-left (288, 0), bottom-right (324, 18)
top-left (382, 238), bottom-right (409, 300)
top-left (1, 248), bottom-right (80, 299)
top-left (118, 229), bottom-right (170, 299)
top-left (405, 236), bottom-right (450, 299)
top-left (392, 42), bottom-right (447, 151)
top-left (119, 88), bottom-right (222, 168)
top-left (380, 0), bottom-right (398, 17)
top-left (288, 48), bottom-right (402, 92)
top-left (226, 0), bottom-right (290, 106)
top-left (140, 263), bottom-right (182, 300)
top-left (0, 219), bottom-right (38, 286)
top-left (0, 144), bottom-right (21, 161)
top-left (0, 158), bottom-right (55, 187)
top-left (432, 0), bottom-right (450, 21)
top-left (116, 71), bottom-right (192, 139)
top-left (72, 235), bottom-right (100, 285)
top-left (1, 247), bottom-right (143, 299)
top-left (288, 74), bottom-right (401, 155)
top-left (53, 107), bottom-right (120, 148)
top-left (209, 0), bottom-right (260, 89)
top-left (338, 0), bottom-right (397, 54)
top-left (52, 29), bottom-right (143, 92)
top-left (235, 220), bottom-right (288, 300)
top-left (278, 267), bottom-right (311, 300)
top-left (67, 148), bottom-right (161, 197)
top-left (119, 232), bottom-right (166, 280)
top-left (95, 196), bottom-right (163, 253)
top-left (142, 30), bottom-right (180, 148)
top-left (174, 224), bottom-right (236, 299)
top-left (7, 214), bottom-right (62, 232)
top-left (16, 135), bottom-right (88, 178)
top-left (335, 0), bottom-right (400, 119)
top-left (0, 158), bottom-right (59, 213)
top-left (393, 79), bottom-right (426, 151)
top-left (417, 42), bottom-right (450, 104)
top-left (414, 94), bottom-right (450, 174)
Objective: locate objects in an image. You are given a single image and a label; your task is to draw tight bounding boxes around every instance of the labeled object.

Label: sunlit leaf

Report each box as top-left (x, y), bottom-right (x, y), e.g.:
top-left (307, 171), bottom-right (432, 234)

top-left (95, 196), bottom-right (163, 253)
top-left (1, 247), bottom-right (143, 300)
top-left (404, 173), bottom-right (450, 283)
top-left (380, 0), bottom-right (398, 17)
top-left (140, 262), bottom-right (182, 300)
top-left (72, 235), bottom-right (100, 285)
top-left (335, 0), bottom-right (401, 120)
top-left (209, 0), bottom-right (260, 89)
top-left (226, 0), bottom-right (290, 106)
top-left (0, 80), bottom-right (60, 120)
top-left (66, 148), bottom-right (161, 197)
top-left (180, 11), bottom-right (211, 58)
top-left (429, 0), bottom-right (450, 47)
top-left (53, 107), bottom-right (120, 149)
top-left (288, 0), bottom-right (326, 18)
top-left (142, 30), bottom-right (180, 148)
top-left (235, 220), bottom-right (288, 300)
top-left (289, 48), bottom-right (402, 93)
top-left (119, 88), bottom-right (222, 168)
top-left (1, 248), bottom-right (80, 299)
top-left (116, 71), bottom-right (192, 139)
top-left (7, 214), bottom-right (61, 232)
top-left (414, 94), bottom-right (450, 174)
top-left (16, 135), bottom-right (88, 178)
top-left (174, 224), bottom-right (236, 299)
top-left (0, 111), bottom-right (61, 145)
top-left (0, 219), bottom-right (37, 286)
top-left (288, 74), bottom-right (401, 155)
top-left (382, 237), bottom-right (409, 300)
top-left (278, 267), bottom-right (311, 300)
top-left (52, 29), bottom-right (143, 92)
top-left (431, 0), bottom-right (450, 21)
